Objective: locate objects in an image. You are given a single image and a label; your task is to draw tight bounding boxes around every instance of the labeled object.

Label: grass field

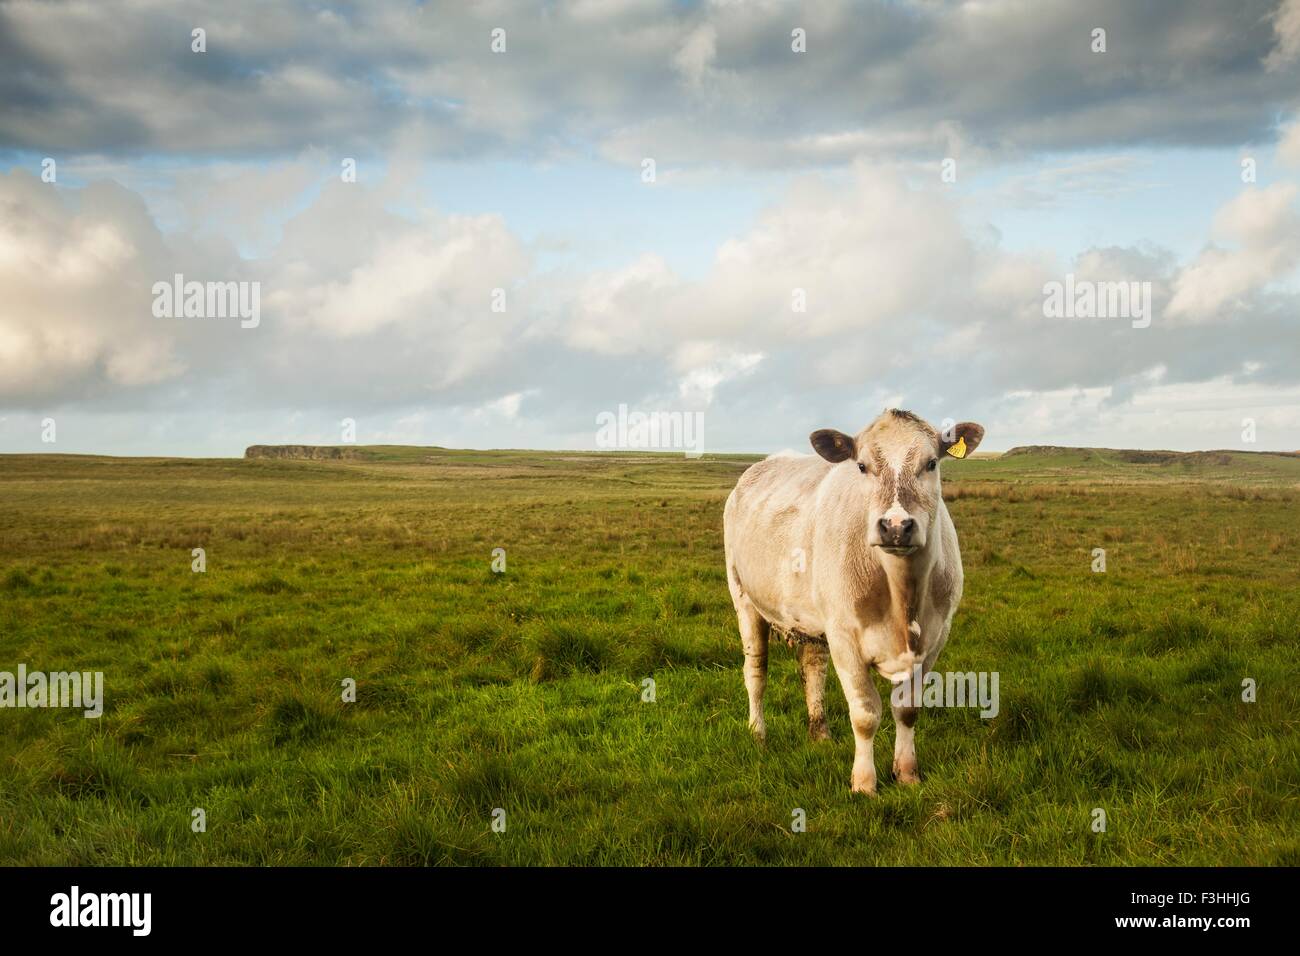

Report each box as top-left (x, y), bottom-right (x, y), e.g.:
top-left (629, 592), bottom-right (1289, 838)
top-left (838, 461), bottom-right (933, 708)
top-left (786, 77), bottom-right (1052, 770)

top-left (1, 446), bottom-right (1298, 865)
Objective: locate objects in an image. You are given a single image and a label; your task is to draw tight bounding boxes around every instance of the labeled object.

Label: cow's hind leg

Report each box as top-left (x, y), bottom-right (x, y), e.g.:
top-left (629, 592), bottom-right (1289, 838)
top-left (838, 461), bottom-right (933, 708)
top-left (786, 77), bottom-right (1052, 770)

top-left (796, 640), bottom-right (832, 742)
top-left (734, 599), bottom-right (770, 742)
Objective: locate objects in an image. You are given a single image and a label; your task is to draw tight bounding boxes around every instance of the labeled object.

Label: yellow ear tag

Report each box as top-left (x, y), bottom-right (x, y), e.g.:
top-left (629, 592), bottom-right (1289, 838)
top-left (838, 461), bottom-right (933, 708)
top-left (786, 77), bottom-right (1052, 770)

top-left (947, 436), bottom-right (967, 459)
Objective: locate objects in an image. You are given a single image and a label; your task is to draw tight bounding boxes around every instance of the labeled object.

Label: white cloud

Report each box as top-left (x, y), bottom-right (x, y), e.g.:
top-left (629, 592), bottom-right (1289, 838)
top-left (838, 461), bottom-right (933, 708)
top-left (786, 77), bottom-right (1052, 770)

top-left (1167, 183), bottom-right (1300, 321)
top-left (673, 23), bottom-right (717, 88)
top-left (994, 155), bottom-right (1156, 209)
top-left (1267, 0), bottom-right (1300, 68)
top-left (103, 338), bottom-right (187, 387)
top-left (4, 157), bottom-right (1300, 455)
top-left (567, 254), bottom-right (679, 355)
top-left (278, 213), bottom-right (527, 344)
top-left (483, 391), bottom-right (528, 420)
top-left (992, 376), bottom-right (1300, 451)
top-left (1279, 121), bottom-right (1300, 165)
top-left (676, 350), bottom-right (762, 405)
top-left (0, 172), bottom-right (188, 402)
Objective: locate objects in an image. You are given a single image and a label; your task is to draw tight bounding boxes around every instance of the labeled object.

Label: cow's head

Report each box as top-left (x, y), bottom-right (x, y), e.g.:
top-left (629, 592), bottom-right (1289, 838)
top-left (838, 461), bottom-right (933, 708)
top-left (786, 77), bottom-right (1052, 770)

top-left (810, 409), bottom-right (983, 556)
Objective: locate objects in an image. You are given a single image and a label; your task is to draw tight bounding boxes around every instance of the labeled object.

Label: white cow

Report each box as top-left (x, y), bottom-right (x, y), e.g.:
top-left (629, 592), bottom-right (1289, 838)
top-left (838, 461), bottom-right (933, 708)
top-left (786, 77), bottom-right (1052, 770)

top-left (723, 409), bottom-right (984, 795)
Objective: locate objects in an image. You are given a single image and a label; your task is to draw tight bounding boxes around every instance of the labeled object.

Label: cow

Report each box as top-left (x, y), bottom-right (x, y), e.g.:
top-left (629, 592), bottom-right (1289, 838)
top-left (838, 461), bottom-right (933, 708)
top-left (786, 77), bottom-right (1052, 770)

top-left (722, 409), bottom-right (984, 795)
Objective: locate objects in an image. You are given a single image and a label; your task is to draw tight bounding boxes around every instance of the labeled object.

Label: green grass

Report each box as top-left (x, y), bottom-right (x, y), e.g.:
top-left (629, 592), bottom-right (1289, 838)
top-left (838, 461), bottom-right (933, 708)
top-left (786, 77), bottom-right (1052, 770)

top-left (1, 448), bottom-right (1297, 865)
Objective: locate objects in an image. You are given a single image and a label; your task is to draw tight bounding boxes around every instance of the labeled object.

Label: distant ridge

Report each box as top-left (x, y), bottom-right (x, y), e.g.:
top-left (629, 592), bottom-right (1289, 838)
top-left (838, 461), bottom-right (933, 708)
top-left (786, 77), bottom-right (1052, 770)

top-left (937, 445), bottom-right (1300, 485)
top-left (233, 444), bottom-right (1300, 484)
top-left (1003, 445), bottom-right (1300, 462)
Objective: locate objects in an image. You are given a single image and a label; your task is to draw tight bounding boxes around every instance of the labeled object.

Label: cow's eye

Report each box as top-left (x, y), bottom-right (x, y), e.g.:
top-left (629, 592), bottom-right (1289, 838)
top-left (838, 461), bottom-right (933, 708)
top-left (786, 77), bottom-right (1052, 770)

top-left (927, 459), bottom-right (938, 472)
top-left (857, 462), bottom-right (867, 474)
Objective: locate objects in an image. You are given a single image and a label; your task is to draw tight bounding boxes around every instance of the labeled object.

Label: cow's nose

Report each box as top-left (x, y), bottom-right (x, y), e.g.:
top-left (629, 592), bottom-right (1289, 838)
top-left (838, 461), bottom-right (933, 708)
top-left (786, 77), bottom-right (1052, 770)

top-left (877, 517), bottom-right (916, 542)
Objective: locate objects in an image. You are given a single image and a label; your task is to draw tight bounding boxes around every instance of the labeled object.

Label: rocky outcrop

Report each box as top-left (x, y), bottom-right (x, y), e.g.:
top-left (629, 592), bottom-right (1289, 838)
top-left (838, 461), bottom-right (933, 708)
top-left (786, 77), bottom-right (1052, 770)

top-left (244, 445), bottom-right (365, 460)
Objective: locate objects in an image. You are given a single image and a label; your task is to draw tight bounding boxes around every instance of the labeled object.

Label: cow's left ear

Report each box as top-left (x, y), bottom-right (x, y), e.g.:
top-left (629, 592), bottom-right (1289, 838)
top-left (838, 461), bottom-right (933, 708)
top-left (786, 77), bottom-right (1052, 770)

top-left (939, 422), bottom-right (984, 459)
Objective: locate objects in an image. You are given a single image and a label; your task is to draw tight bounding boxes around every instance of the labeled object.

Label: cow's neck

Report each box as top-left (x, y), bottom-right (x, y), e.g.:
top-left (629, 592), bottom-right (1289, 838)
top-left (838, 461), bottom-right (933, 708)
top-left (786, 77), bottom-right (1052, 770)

top-left (878, 546), bottom-right (936, 659)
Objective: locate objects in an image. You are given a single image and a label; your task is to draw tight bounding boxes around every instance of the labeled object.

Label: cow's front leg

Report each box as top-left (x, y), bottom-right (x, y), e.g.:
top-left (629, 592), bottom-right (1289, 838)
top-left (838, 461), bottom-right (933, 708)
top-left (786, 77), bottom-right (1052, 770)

top-left (827, 632), bottom-right (881, 796)
top-left (891, 666), bottom-right (921, 785)
top-left (893, 632), bottom-right (948, 784)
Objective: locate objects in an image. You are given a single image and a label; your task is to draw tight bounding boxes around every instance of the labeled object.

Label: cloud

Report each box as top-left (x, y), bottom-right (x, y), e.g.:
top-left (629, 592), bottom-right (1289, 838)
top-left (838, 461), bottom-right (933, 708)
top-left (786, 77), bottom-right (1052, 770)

top-left (994, 156), bottom-right (1157, 209)
top-left (566, 254), bottom-right (679, 355)
top-left (3, 1), bottom-right (1298, 168)
top-left (1167, 183), bottom-right (1300, 321)
top-left (545, 165), bottom-right (1300, 448)
top-left (0, 167), bottom-right (537, 410)
top-left (6, 0), bottom-right (1300, 464)
top-left (675, 349), bottom-right (763, 406)
top-left (562, 167), bottom-right (980, 369)
top-left (1267, 0), bottom-right (1300, 67)
top-left (1278, 120), bottom-right (1300, 165)
top-left (0, 171), bottom-right (191, 402)
top-left (274, 205), bottom-right (527, 345)
top-left (477, 390), bottom-right (535, 422)
top-left (673, 23), bottom-right (718, 88)
top-left (12, 157), bottom-right (1295, 443)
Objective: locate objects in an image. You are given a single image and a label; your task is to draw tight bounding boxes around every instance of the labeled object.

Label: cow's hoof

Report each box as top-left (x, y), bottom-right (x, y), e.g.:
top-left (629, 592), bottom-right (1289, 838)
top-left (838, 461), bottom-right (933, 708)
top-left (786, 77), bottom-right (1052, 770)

top-left (749, 723), bottom-right (767, 745)
top-left (808, 717), bottom-right (831, 742)
top-left (850, 771), bottom-right (878, 796)
top-left (894, 766), bottom-right (922, 786)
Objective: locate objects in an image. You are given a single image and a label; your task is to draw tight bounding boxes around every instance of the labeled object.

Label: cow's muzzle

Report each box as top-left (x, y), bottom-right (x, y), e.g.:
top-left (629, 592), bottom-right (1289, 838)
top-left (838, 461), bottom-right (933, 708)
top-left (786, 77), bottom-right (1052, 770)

top-left (876, 517), bottom-right (917, 553)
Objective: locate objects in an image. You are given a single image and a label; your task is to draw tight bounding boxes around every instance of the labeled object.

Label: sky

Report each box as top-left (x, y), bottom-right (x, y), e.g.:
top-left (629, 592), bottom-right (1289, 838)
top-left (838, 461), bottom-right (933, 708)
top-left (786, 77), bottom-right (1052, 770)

top-left (1, 0), bottom-right (1299, 457)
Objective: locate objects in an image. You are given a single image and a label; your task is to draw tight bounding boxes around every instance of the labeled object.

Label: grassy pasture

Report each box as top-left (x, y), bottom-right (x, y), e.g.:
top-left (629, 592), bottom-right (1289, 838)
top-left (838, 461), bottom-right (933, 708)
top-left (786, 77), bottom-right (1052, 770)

top-left (1, 447), bottom-right (1297, 865)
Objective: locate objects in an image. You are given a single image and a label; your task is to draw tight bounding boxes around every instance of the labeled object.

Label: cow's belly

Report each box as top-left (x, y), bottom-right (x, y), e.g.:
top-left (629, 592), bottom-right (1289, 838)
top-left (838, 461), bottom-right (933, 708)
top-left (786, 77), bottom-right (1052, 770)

top-left (754, 598), bottom-right (826, 639)
top-left (728, 504), bottom-right (827, 636)
top-left (736, 559), bottom-right (825, 637)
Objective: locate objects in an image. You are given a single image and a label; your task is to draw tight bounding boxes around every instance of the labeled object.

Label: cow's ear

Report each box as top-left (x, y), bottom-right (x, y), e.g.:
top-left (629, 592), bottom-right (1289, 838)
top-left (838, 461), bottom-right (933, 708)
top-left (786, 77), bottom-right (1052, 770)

top-left (939, 422), bottom-right (984, 459)
top-left (810, 429), bottom-right (857, 463)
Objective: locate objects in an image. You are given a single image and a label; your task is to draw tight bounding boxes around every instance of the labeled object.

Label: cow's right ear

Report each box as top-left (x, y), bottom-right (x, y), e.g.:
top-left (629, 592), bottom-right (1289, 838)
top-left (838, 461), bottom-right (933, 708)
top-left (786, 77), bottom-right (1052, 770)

top-left (810, 429), bottom-right (857, 463)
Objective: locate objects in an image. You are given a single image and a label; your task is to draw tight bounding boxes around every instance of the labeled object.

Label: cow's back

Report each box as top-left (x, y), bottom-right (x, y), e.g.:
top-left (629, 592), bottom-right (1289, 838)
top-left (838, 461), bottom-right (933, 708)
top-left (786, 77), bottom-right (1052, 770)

top-left (724, 453), bottom-right (834, 630)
